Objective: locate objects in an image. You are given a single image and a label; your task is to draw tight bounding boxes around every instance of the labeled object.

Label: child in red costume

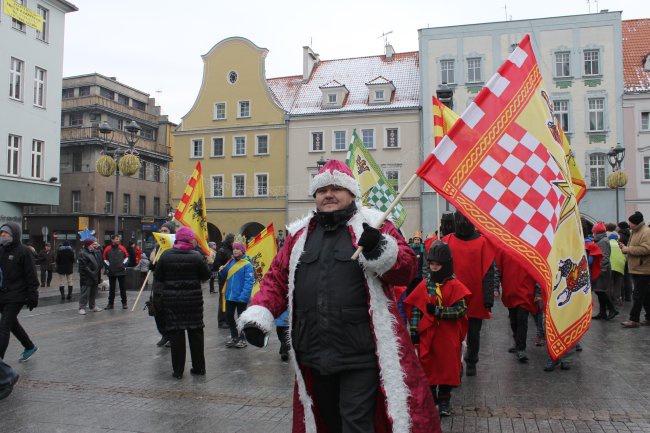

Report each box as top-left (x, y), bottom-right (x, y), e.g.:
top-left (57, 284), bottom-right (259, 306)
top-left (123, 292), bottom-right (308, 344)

top-left (403, 240), bottom-right (471, 417)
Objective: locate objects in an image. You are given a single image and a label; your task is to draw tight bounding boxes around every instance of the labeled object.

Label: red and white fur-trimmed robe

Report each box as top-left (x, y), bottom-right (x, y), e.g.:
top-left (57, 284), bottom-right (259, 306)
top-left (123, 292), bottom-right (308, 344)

top-left (238, 207), bottom-right (441, 433)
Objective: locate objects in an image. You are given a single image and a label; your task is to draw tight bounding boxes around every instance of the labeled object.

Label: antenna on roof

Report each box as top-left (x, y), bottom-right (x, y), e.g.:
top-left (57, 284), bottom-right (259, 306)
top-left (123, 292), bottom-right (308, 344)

top-left (378, 30), bottom-right (393, 47)
top-left (586, 0), bottom-right (591, 13)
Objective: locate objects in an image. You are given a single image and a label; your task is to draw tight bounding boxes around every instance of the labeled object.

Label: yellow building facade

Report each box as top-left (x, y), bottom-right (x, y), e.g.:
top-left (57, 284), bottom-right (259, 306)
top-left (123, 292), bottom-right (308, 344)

top-left (173, 38), bottom-right (287, 242)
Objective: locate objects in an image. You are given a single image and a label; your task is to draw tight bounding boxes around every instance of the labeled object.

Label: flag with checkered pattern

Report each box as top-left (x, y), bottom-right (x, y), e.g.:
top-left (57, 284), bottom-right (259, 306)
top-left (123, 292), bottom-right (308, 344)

top-left (416, 35), bottom-right (590, 360)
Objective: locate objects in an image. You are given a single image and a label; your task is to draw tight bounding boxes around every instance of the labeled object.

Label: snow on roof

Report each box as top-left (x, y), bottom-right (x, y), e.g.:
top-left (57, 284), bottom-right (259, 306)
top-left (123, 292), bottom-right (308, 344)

top-left (319, 80), bottom-right (346, 89)
top-left (267, 52), bottom-right (419, 115)
top-left (623, 19), bottom-right (650, 94)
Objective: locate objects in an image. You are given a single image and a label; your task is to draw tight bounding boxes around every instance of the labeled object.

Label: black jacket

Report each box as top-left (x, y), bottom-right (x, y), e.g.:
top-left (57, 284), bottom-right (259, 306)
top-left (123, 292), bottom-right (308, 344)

top-left (154, 248), bottom-right (210, 330)
top-left (78, 247), bottom-right (99, 287)
top-left (55, 245), bottom-right (75, 275)
top-left (0, 221), bottom-right (39, 304)
top-left (214, 242), bottom-right (233, 271)
top-left (104, 244), bottom-right (127, 277)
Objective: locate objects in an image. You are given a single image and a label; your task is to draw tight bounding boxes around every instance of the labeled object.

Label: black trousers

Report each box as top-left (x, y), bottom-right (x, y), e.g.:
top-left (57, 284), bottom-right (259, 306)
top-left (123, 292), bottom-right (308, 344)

top-left (276, 326), bottom-right (290, 356)
top-left (431, 384), bottom-right (453, 403)
top-left (0, 302), bottom-right (34, 359)
top-left (169, 328), bottom-right (205, 375)
top-left (630, 274), bottom-right (650, 322)
top-left (508, 307), bottom-right (529, 351)
top-left (40, 268), bottom-right (52, 286)
top-left (226, 301), bottom-right (247, 340)
top-left (464, 317), bottom-right (483, 365)
top-left (310, 367), bottom-right (379, 433)
top-left (595, 291), bottom-right (615, 316)
top-left (108, 275), bottom-right (127, 305)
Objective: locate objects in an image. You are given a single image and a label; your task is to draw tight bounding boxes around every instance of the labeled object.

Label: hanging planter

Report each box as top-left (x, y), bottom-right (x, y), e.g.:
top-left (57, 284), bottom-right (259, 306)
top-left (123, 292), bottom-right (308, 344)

top-left (96, 154), bottom-right (116, 177)
top-left (606, 171), bottom-right (628, 189)
top-left (119, 151), bottom-right (141, 176)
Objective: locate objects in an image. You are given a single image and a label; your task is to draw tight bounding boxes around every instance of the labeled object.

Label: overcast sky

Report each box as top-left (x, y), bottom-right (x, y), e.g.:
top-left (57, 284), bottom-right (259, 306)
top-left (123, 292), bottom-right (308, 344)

top-left (63, 0), bottom-right (647, 124)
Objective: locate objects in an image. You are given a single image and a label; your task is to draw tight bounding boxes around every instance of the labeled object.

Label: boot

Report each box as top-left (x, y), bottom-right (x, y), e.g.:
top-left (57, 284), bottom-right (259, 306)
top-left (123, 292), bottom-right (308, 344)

top-left (59, 286), bottom-right (65, 301)
top-left (66, 286), bottom-right (73, 300)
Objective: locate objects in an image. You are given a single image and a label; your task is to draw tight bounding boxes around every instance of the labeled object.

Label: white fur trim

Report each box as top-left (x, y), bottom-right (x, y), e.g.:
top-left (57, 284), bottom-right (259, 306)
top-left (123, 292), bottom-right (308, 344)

top-left (237, 305), bottom-right (274, 335)
top-left (360, 235), bottom-right (399, 276)
top-left (287, 211), bottom-right (315, 237)
top-left (308, 169), bottom-right (361, 197)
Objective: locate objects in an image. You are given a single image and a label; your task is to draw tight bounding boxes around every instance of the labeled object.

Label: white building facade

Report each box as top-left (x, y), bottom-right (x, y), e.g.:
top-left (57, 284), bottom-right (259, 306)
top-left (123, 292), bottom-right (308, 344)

top-left (0, 0), bottom-right (77, 223)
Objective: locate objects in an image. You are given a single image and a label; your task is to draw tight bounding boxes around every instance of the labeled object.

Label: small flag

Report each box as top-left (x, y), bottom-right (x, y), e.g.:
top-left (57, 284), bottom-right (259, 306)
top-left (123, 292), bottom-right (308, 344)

top-left (433, 96), bottom-right (460, 146)
top-left (246, 224), bottom-right (278, 298)
top-left (152, 232), bottom-right (175, 262)
top-left (174, 162), bottom-right (210, 255)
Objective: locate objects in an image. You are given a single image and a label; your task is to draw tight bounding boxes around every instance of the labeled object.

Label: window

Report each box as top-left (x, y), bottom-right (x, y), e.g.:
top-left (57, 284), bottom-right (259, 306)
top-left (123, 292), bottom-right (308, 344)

top-left (211, 175), bottom-right (224, 197)
top-left (214, 102), bottom-right (226, 120)
top-left (375, 90), bottom-right (384, 100)
top-left (72, 152), bottom-right (82, 172)
top-left (99, 87), bottom-right (114, 100)
top-left (9, 58), bottom-right (24, 100)
top-left (234, 136), bottom-right (246, 156)
top-left (139, 160), bottom-right (147, 180)
top-left (122, 194), bottom-right (131, 214)
top-left (79, 86), bottom-right (90, 96)
top-left (238, 100), bottom-right (250, 118)
top-left (256, 173), bottom-right (268, 196)
top-left (555, 52), bottom-right (571, 77)
top-left (362, 129), bottom-right (375, 149)
top-left (117, 94), bottom-right (129, 105)
top-left (31, 140), bottom-right (43, 178)
top-left (105, 192), bottom-right (114, 214)
top-left (62, 88), bottom-right (74, 99)
top-left (644, 157), bottom-right (650, 181)
top-left (69, 112), bottom-right (83, 126)
top-left (588, 98), bottom-right (605, 131)
top-left (553, 100), bottom-right (570, 132)
top-left (141, 128), bottom-right (154, 140)
top-left (191, 138), bottom-right (203, 158)
top-left (385, 169), bottom-right (400, 192)
top-left (11, 0), bottom-right (25, 31)
top-left (212, 137), bottom-right (224, 157)
top-left (467, 57), bottom-right (482, 83)
top-left (233, 174), bottom-right (246, 197)
top-left (33, 67), bottom-right (46, 107)
top-left (138, 195), bottom-right (146, 215)
top-left (153, 164), bottom-right (160, 182)
top-left (584, 49), bottom-right (600, 76)
top-left (153, 197), bottom-right (160, 216)
top-left (36, 6), bottom-right (49, 42)
top-left (311, 132), bottom-right (324, 151)
top-left (441, 59), bottom-right (455, 84)
top-left (256, 135), bottom-right (269, 155)
top-left (89, 112), bottom-right (101, 124)
top-left (589, 154), bottom-right (606, 188)
top-left (328, 94), bottom-right (337, 104)
top-left (334, 130), bottom-right (347, 151)
top-left (117, 119), bottom-right (124, 130)
top-left (385, 128), bottom-right (399, 148)
top-left (7, 134), bottom-right (21, 176)
top-left (641, 112), bottom-right (649, 131)
top-left (72, 191), bottom-right (81, 213)
top-left (132, 100), bottom-right (146, 111)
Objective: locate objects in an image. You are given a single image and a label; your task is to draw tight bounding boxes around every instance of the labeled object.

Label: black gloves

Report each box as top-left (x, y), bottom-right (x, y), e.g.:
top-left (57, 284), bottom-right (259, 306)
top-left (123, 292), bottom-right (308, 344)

top-left (26, 293), bottom-right (38, 311)
top-left (243, 325), bottom-right (268, 348)
top-left (358, 223), bottom-right (382, 253)
top-left (426, 303), bottom-right (442, 317)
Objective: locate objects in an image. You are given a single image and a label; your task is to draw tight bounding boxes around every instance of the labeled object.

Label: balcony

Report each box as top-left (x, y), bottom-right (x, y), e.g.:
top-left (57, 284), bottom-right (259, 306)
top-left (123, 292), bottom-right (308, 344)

top-left (61, 95), bottom-right (159, 125)
top-left (61, 126), bottom-right (171, 157)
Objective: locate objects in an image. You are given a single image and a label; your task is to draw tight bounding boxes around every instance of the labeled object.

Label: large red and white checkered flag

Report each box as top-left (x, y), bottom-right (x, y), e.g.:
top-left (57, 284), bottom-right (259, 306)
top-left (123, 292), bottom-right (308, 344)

top-left (417, 35), bottom-right (590, 360)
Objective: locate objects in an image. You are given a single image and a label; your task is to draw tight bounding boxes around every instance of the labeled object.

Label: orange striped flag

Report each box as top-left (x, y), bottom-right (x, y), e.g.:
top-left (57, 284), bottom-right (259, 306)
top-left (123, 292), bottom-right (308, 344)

top-left (174, 162), bottom-right (210, 255)
top-left (246, 223), bottom-right (278, 297)
top-left (433, 96), bottom-right (460, 146)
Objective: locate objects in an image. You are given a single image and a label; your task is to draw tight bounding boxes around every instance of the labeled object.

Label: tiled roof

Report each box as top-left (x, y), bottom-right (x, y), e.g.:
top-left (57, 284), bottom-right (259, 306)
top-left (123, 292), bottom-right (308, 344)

top-left (623, 19), bottom-right (650, 93)
top-left (319, 80), bottom-right (346, 89)
top-left (267, 52), bottom-right (419, 116)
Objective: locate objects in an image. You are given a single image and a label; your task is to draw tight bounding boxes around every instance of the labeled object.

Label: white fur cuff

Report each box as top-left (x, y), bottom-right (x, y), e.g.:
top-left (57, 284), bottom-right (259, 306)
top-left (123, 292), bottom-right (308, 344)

top-left (237, 305), bottom-right (275, 334)
top-left (360, 234), bottom-right (399, 276)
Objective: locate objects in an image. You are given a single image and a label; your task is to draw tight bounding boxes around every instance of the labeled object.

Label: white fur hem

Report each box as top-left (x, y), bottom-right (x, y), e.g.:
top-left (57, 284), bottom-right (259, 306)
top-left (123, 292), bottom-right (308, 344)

top-left (360, 235), bottom-right (399, 276)
top-left (308, 169), bottom-right (361, 197)
top-left (237, 305), bottom-right (274, 334)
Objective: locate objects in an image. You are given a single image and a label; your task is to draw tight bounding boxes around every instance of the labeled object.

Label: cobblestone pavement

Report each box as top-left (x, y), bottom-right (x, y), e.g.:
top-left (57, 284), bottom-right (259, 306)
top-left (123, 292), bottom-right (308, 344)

top-left (1, 277), bottom-right (649, 432)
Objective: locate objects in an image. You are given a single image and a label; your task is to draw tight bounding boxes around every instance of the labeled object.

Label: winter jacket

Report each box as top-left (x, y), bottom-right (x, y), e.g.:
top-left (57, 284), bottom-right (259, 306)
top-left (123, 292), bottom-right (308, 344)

top-left (0, 221), bottom-right (39, 304)
top-left (78, 247), bottom-right (99, 287)
top-left (625, 222), bottom-right (650, 275)
top-left (55, 245), bottom-right (75, 275)
top-left (154, 248), bottom-right (210, 330)
top-left (103, 244), bottom-right (129, 277)
top-left (609, 239), bottom-right (626, 275)
top-left (37, 248), bottom-right (55, 271)
top-left (218, 256), bottom-right (255, 303)
top-left (592, 232), bottom-right (611, 293)
top-left (214, 242), bottom-right (233, 272)
top-left (238, 207), bottom-right (441, 433)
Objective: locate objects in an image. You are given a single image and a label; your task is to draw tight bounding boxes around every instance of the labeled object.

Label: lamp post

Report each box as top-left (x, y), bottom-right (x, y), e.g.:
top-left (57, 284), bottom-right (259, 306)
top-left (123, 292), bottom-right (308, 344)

top-left (316, 155), bottom-right (328, 170)
top-left (606, 143), bottom-right (626, 223)
top-left (98, 120), bottom-right (141, 237)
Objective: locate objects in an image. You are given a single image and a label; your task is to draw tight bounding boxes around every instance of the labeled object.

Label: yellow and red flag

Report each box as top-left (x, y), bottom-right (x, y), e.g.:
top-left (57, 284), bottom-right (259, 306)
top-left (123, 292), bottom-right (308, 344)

top-left (174, 162), bottom-right (210, 255)
top-left (152, 232), bottom-right (175, 262)
top-left (433, 96), bottom-right (460, 146)
top-left (416, 35), bottom-right (590, 360)
top-left (246, 223), bottom-right (278, 297)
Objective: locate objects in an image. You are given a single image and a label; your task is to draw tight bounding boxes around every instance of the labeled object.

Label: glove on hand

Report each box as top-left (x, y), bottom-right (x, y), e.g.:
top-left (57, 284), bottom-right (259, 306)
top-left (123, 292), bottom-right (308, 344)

top-left (357, 223), bottom-right (382, 253)
top-left (426, 303), bottom-right (442, 317)
top-left (243, 325), bottom-right (268, 348)
top-left (26, 293), bottom-right (39, 311)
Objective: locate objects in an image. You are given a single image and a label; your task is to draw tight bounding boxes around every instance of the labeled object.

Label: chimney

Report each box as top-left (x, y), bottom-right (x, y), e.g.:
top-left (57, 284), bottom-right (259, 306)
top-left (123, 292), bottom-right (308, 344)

top-left (385, 44), bottom-right (395, 60)
top-left (303, 46), bottom-right (320, 81)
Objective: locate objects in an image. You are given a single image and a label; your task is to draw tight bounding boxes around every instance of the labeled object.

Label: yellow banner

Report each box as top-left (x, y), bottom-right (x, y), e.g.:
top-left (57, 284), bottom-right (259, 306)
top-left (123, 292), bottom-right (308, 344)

top-left (152, 232), bottom-right (175, 261)
top-left (3, 0), bottom-right (43, 32)
top-left (246, 223), bottom-right (277, 297)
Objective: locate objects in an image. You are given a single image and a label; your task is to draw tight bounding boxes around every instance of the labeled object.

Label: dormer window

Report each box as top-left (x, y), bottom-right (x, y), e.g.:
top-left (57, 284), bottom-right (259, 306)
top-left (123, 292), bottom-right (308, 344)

top-left (319, 80), bottom-right (348, 109)
top-left (366, 76), bottom-right (395, 105)
top-left (328, 93), bottom-right (337, 104)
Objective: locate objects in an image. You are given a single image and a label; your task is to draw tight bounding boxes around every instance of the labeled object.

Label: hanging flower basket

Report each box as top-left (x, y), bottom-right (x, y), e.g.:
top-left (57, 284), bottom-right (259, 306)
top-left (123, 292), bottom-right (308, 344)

top-left (606, 171), bottom-right (628, 189)
top-left (119, 151), bottom-right (141, 176)
top-left (96, 154), bottom-right (116, 177)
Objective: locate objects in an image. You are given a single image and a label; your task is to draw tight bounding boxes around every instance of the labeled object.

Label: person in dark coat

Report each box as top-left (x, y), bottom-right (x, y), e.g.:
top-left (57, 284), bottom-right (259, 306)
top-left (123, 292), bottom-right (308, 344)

top-left (55, 241), bottom-right (75, 301)
top-left (154, 226), bottom-right (211, 379)
top-left (37, 243), bottom-right (54, 287)
top-left (78, 239), bottom-right (102, 315)
top-left (0, 222), bottom-right (39, 362)
top-left (149, 222), bottom-right (175, 347)
top-left (214, 233), bottom-right (234, 328)
top-left (102, 235), bottom-right (129, 309)
top-left (0, 357), bottom-right (19, 400)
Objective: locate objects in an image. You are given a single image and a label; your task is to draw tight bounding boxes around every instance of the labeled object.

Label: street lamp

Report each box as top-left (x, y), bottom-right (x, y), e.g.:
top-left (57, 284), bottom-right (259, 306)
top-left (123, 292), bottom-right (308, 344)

top-left (606, 144), bottom-right (626, 223)
top-left (316, 155), bottom-right (328, 170)
top-left (98, 120), bottom-right (141, 237)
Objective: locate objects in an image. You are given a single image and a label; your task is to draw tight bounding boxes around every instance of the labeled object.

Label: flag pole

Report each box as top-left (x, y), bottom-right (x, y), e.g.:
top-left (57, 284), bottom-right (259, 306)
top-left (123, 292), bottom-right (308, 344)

top-left (130, 247), bottom-right (164, 312)
top-left (351, 173), bottom-right (419, 260)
